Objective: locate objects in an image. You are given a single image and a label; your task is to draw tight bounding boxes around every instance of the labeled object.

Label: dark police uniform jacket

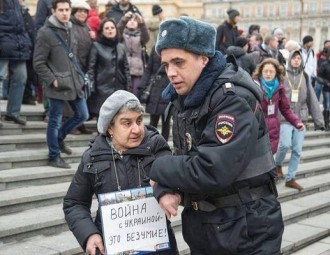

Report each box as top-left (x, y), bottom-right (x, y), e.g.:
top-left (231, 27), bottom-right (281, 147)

top-left (150, 53), bottom-right (284, 255)
top-left (63, 126), bottom-right (178, 254)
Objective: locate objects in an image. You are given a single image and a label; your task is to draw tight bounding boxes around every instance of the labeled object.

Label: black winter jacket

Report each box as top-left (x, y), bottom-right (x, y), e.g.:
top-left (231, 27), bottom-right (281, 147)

top-left (138, 46), bottom-right (170, 115)
top-left (87, 40), bottom-right (131, 115)
top-left (0, 0), bottom-right (31, 60)
top-left (150, 53), bottom-right (275, 201)
top-left (226, 46), bottom-right (256, 75)
top-left (71, 16), bottom-right (92, 72)
top-left (63, 126), bottom-right (176, 251)
top-left (215, 21), bottom-right (239, 53)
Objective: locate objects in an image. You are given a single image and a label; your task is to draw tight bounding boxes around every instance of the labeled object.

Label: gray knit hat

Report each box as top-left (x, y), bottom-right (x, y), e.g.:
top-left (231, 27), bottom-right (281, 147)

top-left (155, 16), bottom-right (216, 57)
top-left (97, 90), bottom-right (141, 135)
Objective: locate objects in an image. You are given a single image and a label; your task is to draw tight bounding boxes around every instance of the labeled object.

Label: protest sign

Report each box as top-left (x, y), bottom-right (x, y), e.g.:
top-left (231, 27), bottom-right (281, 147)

top-left (98, 187), bottom-right (170, 255)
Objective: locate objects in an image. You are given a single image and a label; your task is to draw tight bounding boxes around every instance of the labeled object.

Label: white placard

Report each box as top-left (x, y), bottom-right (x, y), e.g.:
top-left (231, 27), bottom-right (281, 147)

top-left (98, 187), bottom-right (170, 255)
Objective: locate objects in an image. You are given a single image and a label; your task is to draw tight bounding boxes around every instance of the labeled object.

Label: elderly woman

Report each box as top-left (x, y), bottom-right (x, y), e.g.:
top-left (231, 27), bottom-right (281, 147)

top-left (253, 58), bottom-right (304, 176)
top-left (63, 90), bottom-right (178, 255)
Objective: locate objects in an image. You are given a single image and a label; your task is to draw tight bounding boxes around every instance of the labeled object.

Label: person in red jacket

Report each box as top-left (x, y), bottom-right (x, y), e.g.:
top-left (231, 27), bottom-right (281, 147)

top-left (253, 58), bottom-right (304, 177)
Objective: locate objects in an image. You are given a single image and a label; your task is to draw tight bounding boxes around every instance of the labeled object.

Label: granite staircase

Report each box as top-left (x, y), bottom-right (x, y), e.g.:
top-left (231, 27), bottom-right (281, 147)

top-left (0, 102), bottom-right (330, 255)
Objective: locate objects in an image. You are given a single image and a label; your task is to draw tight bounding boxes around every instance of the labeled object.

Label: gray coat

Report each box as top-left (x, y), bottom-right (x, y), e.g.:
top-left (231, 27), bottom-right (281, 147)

top-left (33, 15), bottom-right (84, 101)
top-left (281, 50), bottom-right (324, 128)
top-left (118, 19), bottom-right (150, 76)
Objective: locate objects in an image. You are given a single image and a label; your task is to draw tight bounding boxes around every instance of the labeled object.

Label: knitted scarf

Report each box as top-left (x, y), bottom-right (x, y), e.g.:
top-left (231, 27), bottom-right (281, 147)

top-left (162, 51), bottom-right (227, 108)
top-left (260, 77), bottom-right (279, 101)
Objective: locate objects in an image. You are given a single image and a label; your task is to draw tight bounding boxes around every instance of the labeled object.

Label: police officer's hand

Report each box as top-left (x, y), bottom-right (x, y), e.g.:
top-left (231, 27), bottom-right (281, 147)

top-left (159, 193), bottom-right (181, 219)
top-left (86, 234), bottom-right (105, 255)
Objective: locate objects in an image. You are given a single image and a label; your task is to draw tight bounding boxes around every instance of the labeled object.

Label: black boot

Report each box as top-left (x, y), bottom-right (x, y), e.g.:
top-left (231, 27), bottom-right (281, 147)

top-left (323, 110), bottom-right (329, 131)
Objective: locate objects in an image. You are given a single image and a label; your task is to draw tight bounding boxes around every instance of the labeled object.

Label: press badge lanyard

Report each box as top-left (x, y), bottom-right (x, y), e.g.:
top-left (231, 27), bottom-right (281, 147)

top-left (286, 70), bottom-right (303, 103)
top-left (260, 85), bottom-right (276, 116)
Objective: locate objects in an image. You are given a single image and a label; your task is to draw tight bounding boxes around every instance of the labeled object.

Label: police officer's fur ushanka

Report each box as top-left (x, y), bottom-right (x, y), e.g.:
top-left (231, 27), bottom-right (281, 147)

top-left (155, 16), bottom-right (216, 57)
top-left (97, 90), bottom-right (142, 135)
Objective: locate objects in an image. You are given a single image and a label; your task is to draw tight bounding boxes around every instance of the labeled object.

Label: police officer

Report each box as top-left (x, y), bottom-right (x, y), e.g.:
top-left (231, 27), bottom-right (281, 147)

top-left (149, 17), bottom-right (284, 255)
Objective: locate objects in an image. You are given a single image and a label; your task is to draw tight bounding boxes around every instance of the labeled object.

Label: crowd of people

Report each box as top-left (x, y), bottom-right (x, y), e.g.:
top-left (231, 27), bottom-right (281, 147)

top-left (0, 0), bottom-right (329, 254)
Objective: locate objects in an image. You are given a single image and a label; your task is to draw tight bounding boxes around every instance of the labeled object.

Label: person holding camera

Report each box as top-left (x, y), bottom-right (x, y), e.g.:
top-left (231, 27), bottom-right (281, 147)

top-left (117, 11), bottom-right (149, 96)
top-left (138, 46), bottom-right (171, 141)
top-left (106, 0), bottom-right (142, 24)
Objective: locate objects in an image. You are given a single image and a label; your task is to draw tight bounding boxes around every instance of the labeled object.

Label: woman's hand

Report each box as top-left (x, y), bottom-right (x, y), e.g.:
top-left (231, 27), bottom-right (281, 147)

top-left (135, 13), bottom-right (144, 24)
top-left (89, 30), bottom-right (96, 40)
top-left (159, 193), bottom-right (181, 219)
top-left (86, 234), bottom-right (105, 255)
top-left (296, 122), bottom-right (305, 131)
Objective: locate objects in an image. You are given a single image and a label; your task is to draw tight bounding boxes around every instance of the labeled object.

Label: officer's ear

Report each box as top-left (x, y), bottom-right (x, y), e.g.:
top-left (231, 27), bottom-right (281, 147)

top-left (201, 56), bottom-right (209, 67)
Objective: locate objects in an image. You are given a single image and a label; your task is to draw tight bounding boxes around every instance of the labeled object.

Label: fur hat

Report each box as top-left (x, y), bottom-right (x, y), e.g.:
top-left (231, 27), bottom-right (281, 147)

top-left (272, 28), bottom-right (284, 36)
top-left (155, 16), bottom-right (216, 57)
top-left (285, 40), bottom-right (300, 52)
top-left (71, 0), bottom-right (91, 10)
top-left (303, 35), bottom-right (313, 45)
top-left (227, 9), bottom-right (240, 21)
top-left (152, 4), bottom-right (163, 16)
top-left (97, 90), bottom-right (141, 135)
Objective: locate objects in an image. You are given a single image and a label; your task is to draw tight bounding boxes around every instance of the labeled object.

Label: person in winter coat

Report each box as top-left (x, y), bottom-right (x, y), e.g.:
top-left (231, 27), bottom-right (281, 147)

top-left (253, 58), bottom-right (304, 157)
top-left (318, 49), bottom-right (330, 131)
top-left (69, 0), bottom-right (94, 135)
top-left (314, 40), bottom-right (330, 101)
top-left (86, 0), bottom-right (100, 36)
top-left (226, 37), bottom-right (256, 75)
top-left (0, 0), bottom-right (31, 125)
top-left (106, 0), bottom-right (142, 24)
top-left (149, 17), bottom-right (283, 255)
top-left (215, 9), bottom-right (240, 53)
top-left (19, 0), bottom-right (38, 106)
top-left (117, 11), bottom-right (149, 96)
top-left (138, 46), bottom-right (171, 141)
top-left (275, 50), bottom-right (325, 191)
top-left (33, 0), bottom-right (89, 169)
top-left (87, 18), bottom-right (131, 119)
top-left (63, 90), bottom-right (178, 255)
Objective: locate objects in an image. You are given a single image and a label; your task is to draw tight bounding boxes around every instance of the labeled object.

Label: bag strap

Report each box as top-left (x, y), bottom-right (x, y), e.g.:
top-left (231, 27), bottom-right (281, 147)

top-left (50, 28), bottom-right (85, 79)
top-left (144, 64), bottom-right (164, 92)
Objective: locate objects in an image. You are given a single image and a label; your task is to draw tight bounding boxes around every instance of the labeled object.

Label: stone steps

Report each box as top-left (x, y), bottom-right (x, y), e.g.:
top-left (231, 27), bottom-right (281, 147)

top-left (0, 101), bottom-right (330, 254)
top-left (0, 168), bottom-right (330, 251)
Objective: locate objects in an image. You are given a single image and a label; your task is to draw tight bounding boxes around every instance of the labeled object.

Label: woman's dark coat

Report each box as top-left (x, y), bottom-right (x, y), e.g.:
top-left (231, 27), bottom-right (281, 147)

top-left (138, 46), bottom-right (170, 115)
top-left (0, 0), bottom-right (31, 60)
top-left (87, 40), bottom-right (131, 116)
top-left (63, 126), bottom-right (177, 253)
top-left (71, 16), bottom-right (93, 72)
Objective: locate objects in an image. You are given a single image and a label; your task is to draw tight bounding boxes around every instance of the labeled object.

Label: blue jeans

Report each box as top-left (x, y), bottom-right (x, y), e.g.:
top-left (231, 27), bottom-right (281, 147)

top-left (0, 59), bottom-right (27, 117)
top-left (314, 81), bottom-right (323, 101)
top-left (323, 90), bottom-right (330, 111)
top-left (274, 123), bottom-right (305, 181)
top-left (47, 97), bottom-right (89, 159)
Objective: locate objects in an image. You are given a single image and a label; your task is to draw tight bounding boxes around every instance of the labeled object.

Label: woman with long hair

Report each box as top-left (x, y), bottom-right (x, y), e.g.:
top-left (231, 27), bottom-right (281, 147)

top-left (87, 18), bottom-right (131, 119)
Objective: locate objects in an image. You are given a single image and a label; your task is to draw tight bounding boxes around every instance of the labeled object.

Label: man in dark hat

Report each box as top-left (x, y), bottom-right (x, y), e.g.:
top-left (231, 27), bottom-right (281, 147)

top-left (146, 4), bottom-right (165, 54)
top-left (301, 35), bottom-right (317, 87)
top-left (215, 8), bottom-right (240, 53)
top-left (150, 16), bottom-right (284, 255)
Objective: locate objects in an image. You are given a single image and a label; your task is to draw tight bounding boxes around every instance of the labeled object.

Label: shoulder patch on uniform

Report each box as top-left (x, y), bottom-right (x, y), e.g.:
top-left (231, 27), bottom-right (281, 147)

top-left (215, 114), bottom-right (235, 144)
